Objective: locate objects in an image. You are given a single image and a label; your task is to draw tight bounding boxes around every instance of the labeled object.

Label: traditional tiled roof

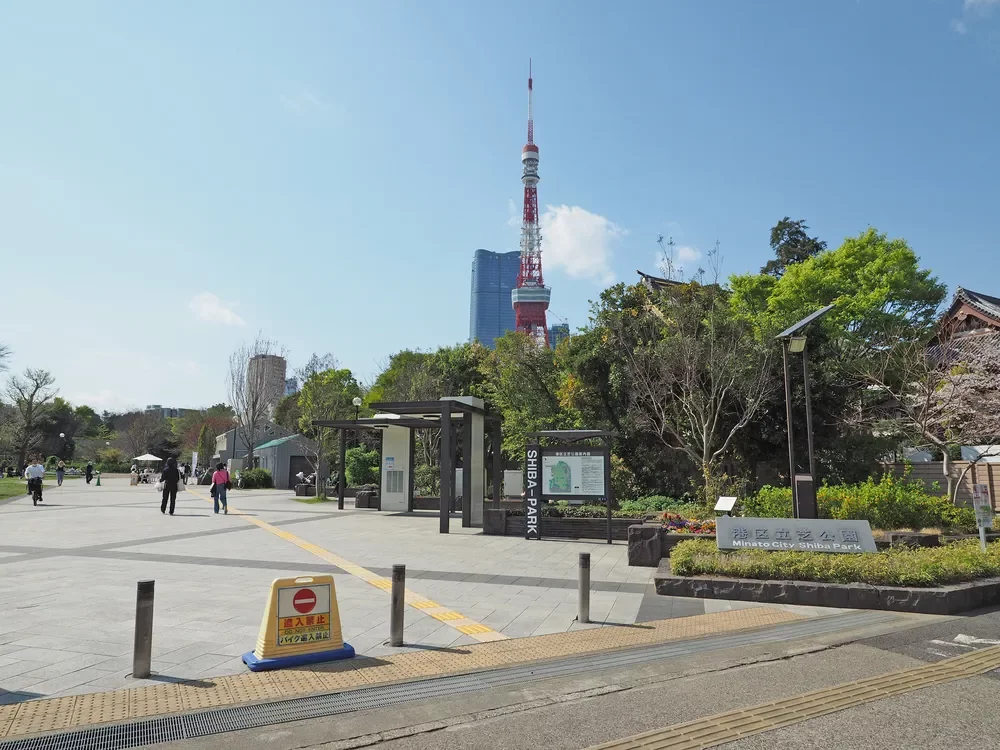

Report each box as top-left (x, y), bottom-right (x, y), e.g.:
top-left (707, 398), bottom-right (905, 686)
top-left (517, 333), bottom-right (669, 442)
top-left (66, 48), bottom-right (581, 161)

top-left (954, 287), bottom-right (1000, 324)
top-left (637, 270), bottom-right (684, 292)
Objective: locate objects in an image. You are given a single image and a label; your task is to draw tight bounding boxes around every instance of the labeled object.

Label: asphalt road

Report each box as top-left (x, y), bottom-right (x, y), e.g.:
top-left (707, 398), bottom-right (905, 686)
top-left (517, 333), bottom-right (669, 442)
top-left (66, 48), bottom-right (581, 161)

top-left (863, 603), bottom-right (1000, 669)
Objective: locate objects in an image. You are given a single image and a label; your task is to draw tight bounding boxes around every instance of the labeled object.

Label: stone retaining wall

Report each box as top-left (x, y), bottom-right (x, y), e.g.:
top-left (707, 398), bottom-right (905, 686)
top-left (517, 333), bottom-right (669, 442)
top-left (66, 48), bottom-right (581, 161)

top-left (654, 561), bottom-right (1000, 615)
top-left (482, 509), bottom-right (637, 541)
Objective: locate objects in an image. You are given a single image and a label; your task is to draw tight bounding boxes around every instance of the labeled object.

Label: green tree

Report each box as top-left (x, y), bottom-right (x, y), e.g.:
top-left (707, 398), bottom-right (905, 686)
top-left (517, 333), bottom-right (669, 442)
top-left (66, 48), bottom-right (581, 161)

top-left (730, 227), bottom-right (947, 485)
top-left (369, 344), bottom-right (488, 493)
top-left (478, 332), bottom-right (575, 458)
top-left (273, 394), bottom-right (303, 431)
top-left (36, 398), bottom-right (81, 459)
top-left (197, 424), bottom-right (215, 469)
top-left (604, 274), bottom-right (776, 502)
top-left (298, 368), bottom-right (364, 491)
top-left (760, 217), bottom-right (826, 278)
top-left (73, 405), bottom-right (103, 437)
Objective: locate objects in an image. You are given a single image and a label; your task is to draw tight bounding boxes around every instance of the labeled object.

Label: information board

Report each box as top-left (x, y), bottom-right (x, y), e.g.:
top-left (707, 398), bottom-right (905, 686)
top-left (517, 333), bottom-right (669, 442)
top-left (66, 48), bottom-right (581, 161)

top-left (973, 484), bottom-right (994, 530)
top-left (716, 516), bottom-right (877, 553)
top-left (542, 450), bottom-right (606, 497)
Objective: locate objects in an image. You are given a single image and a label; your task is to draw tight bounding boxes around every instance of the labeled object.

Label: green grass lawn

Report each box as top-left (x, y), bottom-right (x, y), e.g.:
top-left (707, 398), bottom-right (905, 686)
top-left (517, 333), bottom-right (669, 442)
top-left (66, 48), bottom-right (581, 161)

top-left (0, 477), bottom-right (31, 501)
top-left (0, 474), bottom-right (82, 501)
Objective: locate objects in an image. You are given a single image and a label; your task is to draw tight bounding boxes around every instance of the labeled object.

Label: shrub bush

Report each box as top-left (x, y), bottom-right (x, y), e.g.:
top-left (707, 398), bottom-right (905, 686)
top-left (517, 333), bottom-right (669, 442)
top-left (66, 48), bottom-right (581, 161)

top-left (240, 467), bottom-right (273, 489)
top-left (670, 538), bottom-right (1000, 587)
top-left (345, 447), bottom-right (380, 487)
top-left (618, 496), bottom-right (712, 519)
top-left (742, 475), bottom-right (976, 533)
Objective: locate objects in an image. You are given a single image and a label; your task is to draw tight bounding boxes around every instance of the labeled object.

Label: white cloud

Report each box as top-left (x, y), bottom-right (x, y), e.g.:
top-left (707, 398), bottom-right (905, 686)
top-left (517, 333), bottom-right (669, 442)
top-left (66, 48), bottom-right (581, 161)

top-left (188, 292), bottom-right (246, 326)
top-left (654, 244), bottom-right (700, 280)
top-left (676, 245), bottom-right (701, 264)
top-left (539, 205), bottom-right (625, 285)
top-left (507, 198), bottom-right (521, 227)
top-left (66, 389), bottom-right (141, 413)
top-left (951, 18), bottom-right (969, 33)
top-left (280, 88), bottom-right (328, 115)
top-left (966, 0), bottom-right (1000, 10)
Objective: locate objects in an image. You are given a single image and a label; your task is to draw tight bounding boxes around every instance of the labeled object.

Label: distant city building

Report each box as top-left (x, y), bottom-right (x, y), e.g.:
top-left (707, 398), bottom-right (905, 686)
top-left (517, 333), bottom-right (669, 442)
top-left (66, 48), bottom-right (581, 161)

top-left (469, 248), bottom-right (521, 348)
top-left (284, 377), bottom-right (299, 397)
top-left (144, 405), bottom-right (192, 419)
top-left (549, 324), bottom-right (570, 350)
top-left (248, 354), bottom-right (287, 417)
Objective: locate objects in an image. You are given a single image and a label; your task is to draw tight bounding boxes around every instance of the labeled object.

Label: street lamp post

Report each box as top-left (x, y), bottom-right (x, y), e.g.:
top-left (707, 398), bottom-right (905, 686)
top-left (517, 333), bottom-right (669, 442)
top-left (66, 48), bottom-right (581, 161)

top-left (776, 305), bottom-right (834, 519)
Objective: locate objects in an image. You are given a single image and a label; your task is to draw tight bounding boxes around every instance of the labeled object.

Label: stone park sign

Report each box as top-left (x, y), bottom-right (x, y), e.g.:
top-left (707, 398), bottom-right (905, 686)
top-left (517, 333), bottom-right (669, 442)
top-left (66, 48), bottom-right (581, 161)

top-left (716, 516), bottom-right (877, 554)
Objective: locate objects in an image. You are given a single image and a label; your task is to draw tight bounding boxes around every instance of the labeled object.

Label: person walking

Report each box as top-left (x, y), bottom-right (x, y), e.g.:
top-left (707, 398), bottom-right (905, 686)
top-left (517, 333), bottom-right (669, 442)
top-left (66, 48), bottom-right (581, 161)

top-left (56, 460), bottom-right (66, 486)
top-left (211, 462), bottom-right (230, 515)
top-left (159, 457), bottom-right (181, 515)
top-left (85, 461), bottom-right (94, 484)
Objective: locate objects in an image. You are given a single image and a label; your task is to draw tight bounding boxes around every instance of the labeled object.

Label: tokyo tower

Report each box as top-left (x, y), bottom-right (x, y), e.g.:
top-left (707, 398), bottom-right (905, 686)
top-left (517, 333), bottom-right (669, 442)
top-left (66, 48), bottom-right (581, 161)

top-left (510, 61), bottom-right (551, 347)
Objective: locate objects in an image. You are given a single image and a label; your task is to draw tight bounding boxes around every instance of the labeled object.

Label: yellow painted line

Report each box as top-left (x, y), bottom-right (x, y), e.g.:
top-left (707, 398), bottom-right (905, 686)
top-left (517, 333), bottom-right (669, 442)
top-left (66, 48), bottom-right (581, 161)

top-left (185, 487), bottom-right (506, 643)
top-left (0, 608), bottom-right (802, 738)
top-left (585, 644), bottom-right (1000, 750)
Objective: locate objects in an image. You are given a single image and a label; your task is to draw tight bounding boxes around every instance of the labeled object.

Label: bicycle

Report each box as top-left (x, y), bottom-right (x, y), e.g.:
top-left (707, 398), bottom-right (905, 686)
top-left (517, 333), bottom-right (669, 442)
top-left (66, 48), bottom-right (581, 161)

top-left (28, 478), bottom-right (42, 506)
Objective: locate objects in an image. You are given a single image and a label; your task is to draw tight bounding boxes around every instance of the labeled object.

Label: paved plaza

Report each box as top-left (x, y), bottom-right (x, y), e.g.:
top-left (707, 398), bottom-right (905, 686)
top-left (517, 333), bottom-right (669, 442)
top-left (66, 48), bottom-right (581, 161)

top-left (0, 479), bottom-right (837, 705)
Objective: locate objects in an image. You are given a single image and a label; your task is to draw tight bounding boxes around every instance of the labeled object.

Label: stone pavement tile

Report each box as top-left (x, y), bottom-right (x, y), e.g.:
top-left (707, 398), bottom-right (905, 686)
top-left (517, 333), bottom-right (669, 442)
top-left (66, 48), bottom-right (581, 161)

top-left (15, 653), bottom-right (110, 681)
top-left (160, 653), bottom-right (236, 680)
top-left (155, 642), bottom-right (225, 665)
top-left (2, 647), bottom-right (80, 666)
top-left (20, 668), bottom-right (117, 697)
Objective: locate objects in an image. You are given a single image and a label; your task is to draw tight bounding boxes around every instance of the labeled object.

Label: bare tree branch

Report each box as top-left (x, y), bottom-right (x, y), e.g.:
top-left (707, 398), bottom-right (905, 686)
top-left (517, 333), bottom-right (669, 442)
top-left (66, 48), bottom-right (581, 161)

top-left (227, 333), bottom-right (285, 469)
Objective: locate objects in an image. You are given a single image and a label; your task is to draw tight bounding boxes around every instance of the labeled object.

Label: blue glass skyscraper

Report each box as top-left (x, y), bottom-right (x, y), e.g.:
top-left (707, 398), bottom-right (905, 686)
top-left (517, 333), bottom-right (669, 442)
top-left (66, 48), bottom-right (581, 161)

top-left (469, 249), bottom-right (521, 348)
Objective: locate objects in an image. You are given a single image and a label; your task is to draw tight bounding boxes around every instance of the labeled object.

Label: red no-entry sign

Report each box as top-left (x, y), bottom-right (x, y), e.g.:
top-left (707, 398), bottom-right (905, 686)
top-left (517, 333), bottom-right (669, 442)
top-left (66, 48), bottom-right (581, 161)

top-left (292, 588), bottom-right (317, 614)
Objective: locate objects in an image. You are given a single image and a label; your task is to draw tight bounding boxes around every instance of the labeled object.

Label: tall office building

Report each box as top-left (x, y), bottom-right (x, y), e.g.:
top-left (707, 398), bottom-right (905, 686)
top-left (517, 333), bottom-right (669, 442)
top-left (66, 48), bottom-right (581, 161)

top-left (549, 324), bottom-right (570, 350)
top-left (469, 249), bottom-right (521, 348)
top-left (248, 354), bottom-right (287, 417)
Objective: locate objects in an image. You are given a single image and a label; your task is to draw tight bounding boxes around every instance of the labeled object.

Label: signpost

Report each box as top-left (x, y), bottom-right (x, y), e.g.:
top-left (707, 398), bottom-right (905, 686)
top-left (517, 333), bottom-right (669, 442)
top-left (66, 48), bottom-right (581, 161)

top-left (243, 574), bottom-right (355, 671)
top-left (524, 442), bottom-right (540, 540)
top-left (715, 496), bottom-right (737, 515)
top-left (973, 484), bottom-right (994, 552)
top-left (717, 516), bottom-right (877, 553)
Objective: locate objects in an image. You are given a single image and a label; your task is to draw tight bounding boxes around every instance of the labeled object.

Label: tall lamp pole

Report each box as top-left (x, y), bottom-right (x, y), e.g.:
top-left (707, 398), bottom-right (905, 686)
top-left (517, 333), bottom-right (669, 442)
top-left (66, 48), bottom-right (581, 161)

top-left (776, 305), bottom-right (834, 519)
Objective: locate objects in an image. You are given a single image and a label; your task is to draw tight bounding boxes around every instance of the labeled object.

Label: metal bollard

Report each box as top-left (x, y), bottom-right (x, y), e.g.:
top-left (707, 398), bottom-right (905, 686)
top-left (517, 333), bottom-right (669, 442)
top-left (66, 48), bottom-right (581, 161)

top-left (578, 553), bottom-right (591, 624)
top-left (390, 564), bottom-right (405, 646)
top-left (132, 580), bottom-right (154, 679)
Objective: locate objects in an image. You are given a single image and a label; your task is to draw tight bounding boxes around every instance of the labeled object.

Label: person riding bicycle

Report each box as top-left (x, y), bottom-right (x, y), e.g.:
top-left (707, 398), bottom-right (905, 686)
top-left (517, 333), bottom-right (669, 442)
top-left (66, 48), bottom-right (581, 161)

top-left (24, 458), bottom-right (45, 503)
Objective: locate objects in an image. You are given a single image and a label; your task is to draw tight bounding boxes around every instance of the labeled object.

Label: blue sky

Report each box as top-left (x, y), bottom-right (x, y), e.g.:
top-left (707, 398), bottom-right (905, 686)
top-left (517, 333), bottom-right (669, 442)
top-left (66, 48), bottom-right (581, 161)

top-left (2, 0), bottom-right (998, 412)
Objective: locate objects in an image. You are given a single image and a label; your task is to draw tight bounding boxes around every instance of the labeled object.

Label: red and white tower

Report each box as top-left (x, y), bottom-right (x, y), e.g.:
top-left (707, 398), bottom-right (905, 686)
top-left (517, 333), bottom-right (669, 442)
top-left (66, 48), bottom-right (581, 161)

top-left (511, 61), bottom-right (551, 347)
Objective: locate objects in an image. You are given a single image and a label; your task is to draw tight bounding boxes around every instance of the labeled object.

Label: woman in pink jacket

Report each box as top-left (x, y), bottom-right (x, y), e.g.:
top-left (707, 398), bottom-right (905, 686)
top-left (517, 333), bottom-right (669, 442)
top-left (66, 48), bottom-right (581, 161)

top-left (212, 462), bottom-right (230, 514)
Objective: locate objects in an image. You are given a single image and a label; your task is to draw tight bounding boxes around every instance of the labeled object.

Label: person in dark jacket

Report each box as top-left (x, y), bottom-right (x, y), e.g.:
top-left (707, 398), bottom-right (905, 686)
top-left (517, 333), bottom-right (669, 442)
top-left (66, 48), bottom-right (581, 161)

top-left (85, 462), bottom-right (94, 484)
top-left (160, 457), bottom-right (181, 515)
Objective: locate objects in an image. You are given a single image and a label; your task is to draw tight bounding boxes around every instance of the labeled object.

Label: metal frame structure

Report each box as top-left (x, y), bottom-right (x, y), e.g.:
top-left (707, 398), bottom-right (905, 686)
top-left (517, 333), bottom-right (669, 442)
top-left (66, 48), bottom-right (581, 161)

top-left (313, 399), bottom-right (503, 534)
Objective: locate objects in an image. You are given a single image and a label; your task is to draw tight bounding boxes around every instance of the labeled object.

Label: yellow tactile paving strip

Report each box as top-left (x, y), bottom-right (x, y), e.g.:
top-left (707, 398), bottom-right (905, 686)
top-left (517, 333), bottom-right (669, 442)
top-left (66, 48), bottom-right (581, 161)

top-left (586, 643), bottom-right (1000, 750)
top-left (0, 607), bottom-right (800, 738)
top-left (186, 487), bottom-right (507, 643)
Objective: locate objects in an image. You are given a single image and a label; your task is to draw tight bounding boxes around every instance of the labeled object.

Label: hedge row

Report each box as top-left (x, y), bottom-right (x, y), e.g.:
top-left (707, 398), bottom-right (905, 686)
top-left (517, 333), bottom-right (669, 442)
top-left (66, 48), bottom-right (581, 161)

top-left (670, 538), bottom-right (1000, 587)
top-left (742, 474), bottom-right (976, 533)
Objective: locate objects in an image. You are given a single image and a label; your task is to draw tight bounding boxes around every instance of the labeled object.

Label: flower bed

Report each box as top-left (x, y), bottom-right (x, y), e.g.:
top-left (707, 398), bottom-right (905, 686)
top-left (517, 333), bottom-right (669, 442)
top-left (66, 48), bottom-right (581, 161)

top-left (670, 538), bottom-right (1000, 588)
top-left (659, 513), bottom-right (716, 535)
